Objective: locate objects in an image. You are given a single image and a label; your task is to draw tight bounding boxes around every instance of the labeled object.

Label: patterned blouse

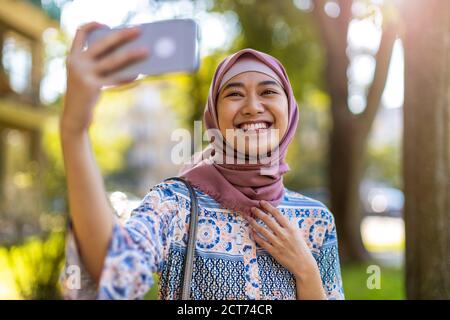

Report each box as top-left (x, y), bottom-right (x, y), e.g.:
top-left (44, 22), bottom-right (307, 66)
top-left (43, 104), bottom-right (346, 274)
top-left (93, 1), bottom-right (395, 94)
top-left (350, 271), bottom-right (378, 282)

top-left (61, 179), bottom-right (345, 300)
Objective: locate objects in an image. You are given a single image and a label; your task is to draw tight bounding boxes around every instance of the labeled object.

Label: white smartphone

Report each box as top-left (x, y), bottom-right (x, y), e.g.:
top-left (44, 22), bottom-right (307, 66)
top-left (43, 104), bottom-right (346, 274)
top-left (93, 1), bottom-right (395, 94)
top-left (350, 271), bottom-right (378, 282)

top-left (86, 19), bottom-right (200, 79)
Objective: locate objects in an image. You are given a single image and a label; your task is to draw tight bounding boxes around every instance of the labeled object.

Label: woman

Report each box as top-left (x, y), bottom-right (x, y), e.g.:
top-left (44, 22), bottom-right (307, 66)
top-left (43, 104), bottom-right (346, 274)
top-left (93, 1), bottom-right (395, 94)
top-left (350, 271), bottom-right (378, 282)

top-left (60, 22), bottom-right (344, 300)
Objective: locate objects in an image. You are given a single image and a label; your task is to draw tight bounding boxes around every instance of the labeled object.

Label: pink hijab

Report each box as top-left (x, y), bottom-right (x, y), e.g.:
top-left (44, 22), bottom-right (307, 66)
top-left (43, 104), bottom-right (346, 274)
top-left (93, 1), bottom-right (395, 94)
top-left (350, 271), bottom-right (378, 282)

top-left (179, 48), bottom-right (299, 215)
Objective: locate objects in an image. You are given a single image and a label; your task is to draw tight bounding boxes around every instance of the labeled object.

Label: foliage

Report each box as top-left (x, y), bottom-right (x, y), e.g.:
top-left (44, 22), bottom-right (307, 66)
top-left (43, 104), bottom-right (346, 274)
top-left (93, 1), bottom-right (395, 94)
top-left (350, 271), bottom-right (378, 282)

top-left (213, 0), bottom-right (325, 100)
top-left (366, 143), bottom-right (401, 189)
top-left (6, 232), bottom-right (65, 299)
top-left (27, 0), bottom-right (68, 21)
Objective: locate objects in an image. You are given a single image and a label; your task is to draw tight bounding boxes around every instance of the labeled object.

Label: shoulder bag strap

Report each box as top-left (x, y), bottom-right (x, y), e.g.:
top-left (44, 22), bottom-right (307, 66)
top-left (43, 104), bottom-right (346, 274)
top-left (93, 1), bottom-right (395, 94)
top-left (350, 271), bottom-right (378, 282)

top-left (164, 176), bottom-right (199, 300)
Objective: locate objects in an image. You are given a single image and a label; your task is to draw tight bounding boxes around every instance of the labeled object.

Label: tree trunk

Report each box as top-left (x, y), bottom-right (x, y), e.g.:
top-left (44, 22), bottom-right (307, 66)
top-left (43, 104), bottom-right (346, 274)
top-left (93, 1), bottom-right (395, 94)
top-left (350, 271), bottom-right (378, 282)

top-left (329, 116), bottom-right (369, 262)
top-left (313, 0), bottom-right (397, 262)
top-left (402, 0), bottom-right (450, 299)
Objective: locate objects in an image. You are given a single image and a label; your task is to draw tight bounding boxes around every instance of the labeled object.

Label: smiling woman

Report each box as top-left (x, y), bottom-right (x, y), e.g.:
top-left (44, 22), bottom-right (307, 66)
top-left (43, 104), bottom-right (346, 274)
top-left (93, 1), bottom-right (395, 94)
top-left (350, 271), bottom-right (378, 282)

top-left (60, 38), bottom-right (344, 300)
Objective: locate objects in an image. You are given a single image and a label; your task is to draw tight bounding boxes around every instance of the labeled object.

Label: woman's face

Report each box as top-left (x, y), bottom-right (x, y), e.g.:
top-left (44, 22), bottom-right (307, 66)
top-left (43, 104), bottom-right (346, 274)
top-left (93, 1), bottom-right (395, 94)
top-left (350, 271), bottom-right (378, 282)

top-left (216, 71), bottom-right (289, 157)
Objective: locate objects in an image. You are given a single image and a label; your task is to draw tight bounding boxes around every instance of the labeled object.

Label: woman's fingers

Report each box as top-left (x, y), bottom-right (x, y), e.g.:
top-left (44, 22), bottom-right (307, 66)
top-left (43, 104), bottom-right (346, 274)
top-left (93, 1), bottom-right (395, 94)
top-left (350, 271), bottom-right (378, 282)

top-left (251, 229), bottom-right (274, 252)
top-left (70, 22), bottom-right (106, 54)
top-left (260, 200), bottom-right (291, 229)
top-left (95, 47), bottom-right (148, 76)
top-left (88, 27), bottom-right (141, 59)
top-left (251, 207), bottom-right (284, 236)
top-left (102, 72), bottom-right (140, 88)
top-left (247, 214), bottom-right (279, 246)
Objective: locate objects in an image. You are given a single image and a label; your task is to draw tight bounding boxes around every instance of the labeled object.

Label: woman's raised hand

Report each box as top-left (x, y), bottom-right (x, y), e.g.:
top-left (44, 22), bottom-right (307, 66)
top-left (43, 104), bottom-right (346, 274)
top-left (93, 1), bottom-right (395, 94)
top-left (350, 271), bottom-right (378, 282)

top-left (61, 21), bottom-right (149, 135)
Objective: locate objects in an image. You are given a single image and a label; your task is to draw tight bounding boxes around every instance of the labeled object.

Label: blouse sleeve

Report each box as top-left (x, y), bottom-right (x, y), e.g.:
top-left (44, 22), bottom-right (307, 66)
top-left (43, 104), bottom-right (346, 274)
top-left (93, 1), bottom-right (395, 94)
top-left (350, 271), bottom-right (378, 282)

top-left (60, 182), bottom-right (179, 300)
top-left (314, 211), bottom-right (345, 300)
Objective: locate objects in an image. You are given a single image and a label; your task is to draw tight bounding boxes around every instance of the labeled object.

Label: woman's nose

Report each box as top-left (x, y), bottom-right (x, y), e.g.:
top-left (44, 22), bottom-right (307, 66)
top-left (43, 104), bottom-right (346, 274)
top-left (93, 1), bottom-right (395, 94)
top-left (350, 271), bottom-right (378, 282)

top-left (241, 95), bottom-right (265, 115)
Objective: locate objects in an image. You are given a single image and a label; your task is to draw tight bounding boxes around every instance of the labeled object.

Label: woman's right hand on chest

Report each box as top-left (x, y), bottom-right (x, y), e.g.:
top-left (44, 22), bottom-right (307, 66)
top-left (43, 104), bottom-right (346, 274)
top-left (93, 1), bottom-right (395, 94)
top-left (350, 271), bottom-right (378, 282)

top-left (61, 21), bottom-right (149, 135)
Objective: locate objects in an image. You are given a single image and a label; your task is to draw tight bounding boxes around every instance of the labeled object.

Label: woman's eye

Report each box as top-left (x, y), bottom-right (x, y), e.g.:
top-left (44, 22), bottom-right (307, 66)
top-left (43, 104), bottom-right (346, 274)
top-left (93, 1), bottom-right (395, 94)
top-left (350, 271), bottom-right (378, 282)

top-left (262, 89), bottom-right (277, 95)
top-left (227, 92), bottom-right (242, 97)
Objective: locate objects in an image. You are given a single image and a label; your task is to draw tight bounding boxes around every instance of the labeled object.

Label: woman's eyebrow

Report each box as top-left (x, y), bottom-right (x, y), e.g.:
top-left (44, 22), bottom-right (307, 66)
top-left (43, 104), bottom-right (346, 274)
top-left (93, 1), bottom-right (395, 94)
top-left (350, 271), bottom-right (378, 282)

top-left (220, 80), bottom-right (281, 96)
top-left (220, 82), bottom-right (244, 97)
top-left (222, 82), bottom-right (244, 92)
top-left (258, 80), bottom-right (281, 87)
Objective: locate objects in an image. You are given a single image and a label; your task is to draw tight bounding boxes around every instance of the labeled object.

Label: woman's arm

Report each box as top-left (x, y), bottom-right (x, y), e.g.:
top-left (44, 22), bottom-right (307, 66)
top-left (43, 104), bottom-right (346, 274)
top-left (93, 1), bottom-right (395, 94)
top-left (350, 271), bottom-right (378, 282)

top-left (61, 182), bottom-right (180, 299)
top-left (60, 129), bottom-right (114, 284)
top-left (61, 21), bottom-right (148, 284)
top-left (293, 266), bottom-right (326, 300)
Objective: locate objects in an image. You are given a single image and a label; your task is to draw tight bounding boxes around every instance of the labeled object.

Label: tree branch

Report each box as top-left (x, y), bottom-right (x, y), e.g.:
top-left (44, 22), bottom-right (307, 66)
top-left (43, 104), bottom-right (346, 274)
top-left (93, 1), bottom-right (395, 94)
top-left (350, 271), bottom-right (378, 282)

top-left (312, 0), bottom-right (340, 50)
top-left (337, 0), bottom-right (352, 35)
top-left (312, 0), bottom-right (354, 121)
top-left (358, 21), bottom-right (398, 138)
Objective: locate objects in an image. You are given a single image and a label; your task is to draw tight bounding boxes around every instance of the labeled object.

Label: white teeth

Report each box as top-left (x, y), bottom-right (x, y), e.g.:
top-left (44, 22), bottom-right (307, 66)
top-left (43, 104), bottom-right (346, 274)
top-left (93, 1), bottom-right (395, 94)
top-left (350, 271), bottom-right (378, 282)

top-left (238, 122), bottom-right (269, 132)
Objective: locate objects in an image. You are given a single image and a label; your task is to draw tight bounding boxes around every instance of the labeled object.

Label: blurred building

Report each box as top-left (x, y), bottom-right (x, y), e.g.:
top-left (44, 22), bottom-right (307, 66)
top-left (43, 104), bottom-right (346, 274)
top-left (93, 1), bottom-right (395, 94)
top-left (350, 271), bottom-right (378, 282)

top-left (122, 83), bottom-right (180, 197)
top-left (0, 1), bottom-right (58, 243)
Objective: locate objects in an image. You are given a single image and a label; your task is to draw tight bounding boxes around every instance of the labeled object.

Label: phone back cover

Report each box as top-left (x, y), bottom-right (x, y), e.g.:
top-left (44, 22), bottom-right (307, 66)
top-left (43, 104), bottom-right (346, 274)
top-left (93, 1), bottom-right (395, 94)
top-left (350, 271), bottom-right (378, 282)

top-left (86, 19), bottom-right (200, 78)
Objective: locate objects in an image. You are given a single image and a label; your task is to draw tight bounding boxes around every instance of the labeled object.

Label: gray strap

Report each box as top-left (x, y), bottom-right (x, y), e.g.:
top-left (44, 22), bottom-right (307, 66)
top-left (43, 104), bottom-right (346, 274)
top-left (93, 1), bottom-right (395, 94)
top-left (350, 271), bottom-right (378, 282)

top-left (164, 176), bottom-right (198, 300)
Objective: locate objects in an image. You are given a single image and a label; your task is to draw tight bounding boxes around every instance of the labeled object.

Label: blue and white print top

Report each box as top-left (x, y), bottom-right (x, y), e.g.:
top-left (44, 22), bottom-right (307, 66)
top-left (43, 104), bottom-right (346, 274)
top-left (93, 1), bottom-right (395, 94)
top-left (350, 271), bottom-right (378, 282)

top-left (61, 179), bottom-right (345, 300)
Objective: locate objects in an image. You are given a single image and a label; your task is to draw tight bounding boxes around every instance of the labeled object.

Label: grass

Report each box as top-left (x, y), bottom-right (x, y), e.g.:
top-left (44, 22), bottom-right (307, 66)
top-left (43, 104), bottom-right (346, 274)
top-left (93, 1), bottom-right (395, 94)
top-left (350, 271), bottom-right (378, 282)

top-left (341, 263), bottom-right (405, 300)
top-left (144, 274), bottom-right (160, 300)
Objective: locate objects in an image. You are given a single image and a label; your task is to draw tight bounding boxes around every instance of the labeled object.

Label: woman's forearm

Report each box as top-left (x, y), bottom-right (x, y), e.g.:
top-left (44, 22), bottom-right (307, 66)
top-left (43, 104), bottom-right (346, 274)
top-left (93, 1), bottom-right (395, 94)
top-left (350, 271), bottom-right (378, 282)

top-left (60, 124), bottom-right (115, 285)
top-left (295, 268), bottom-right (327, 300)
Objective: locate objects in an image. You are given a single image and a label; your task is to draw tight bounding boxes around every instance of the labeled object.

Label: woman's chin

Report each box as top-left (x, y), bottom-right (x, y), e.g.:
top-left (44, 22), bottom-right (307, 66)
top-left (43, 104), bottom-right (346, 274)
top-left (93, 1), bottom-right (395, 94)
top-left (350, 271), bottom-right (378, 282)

top-left (224, 133), bottom-right (280, 160)
top-left (241, 143), bottom-right (278, 159)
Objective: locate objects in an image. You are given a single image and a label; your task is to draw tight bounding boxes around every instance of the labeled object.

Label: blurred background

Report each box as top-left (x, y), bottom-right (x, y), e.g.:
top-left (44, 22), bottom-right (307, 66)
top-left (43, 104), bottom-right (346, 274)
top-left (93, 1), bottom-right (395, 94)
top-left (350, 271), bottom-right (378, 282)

top-left (0, 0), bottom-right (448, 300)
